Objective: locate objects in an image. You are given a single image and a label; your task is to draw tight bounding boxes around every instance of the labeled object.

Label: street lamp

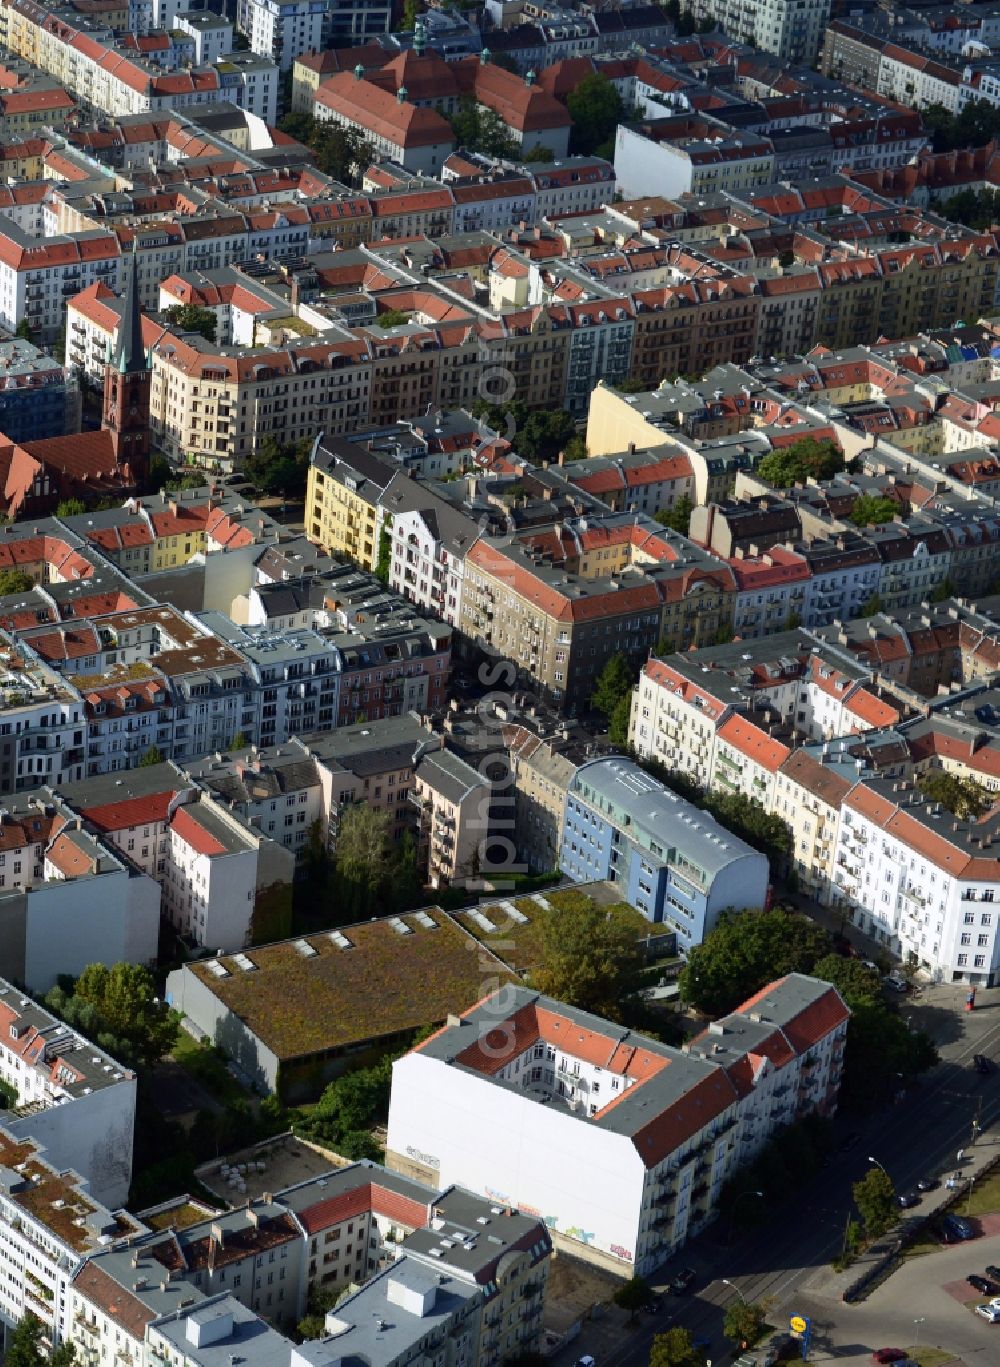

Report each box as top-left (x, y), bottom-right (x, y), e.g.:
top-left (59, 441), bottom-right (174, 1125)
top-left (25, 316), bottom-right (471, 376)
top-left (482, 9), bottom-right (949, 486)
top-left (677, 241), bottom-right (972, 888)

top-left (721, 1278), bottom-right (747, 1305)
top-left (868, 1155), bottom-right (890, 1180)
top-left (913, 1318), bottom-right (925, 1349)
top-left (728, 1189), bottom-right (764, 1244)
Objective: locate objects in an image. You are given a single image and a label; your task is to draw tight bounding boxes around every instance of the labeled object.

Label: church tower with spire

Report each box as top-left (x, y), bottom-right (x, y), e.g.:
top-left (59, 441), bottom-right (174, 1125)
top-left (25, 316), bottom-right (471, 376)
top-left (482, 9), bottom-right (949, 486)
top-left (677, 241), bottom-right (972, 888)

top-left (103, 243), bottom-right (150, 487)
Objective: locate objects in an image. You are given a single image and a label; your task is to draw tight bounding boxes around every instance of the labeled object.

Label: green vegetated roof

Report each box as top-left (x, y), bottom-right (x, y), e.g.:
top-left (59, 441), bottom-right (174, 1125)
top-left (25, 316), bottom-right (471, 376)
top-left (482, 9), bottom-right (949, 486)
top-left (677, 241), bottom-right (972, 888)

top-left (189, 906), bottom-right (512, 1059)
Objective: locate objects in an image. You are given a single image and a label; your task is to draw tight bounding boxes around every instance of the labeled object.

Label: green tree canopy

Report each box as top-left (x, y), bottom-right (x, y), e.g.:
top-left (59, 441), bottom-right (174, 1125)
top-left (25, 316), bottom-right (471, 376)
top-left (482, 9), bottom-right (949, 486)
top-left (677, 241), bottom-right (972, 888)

top-left (448, 97), bottom-right (518, 158)
top-left (375, 308), bottom-right (411, 329)
top-left (723, 1298), bottom-right (769, 1349)
top-left (858, 592), bottom-right (883, 618)
top-left (45, 962), bottom-right (178, 1070)
top-left (5, 1313), bottom-right (76, 1367)
top-left (0, 568), bottom-right (34, 595)
top-left (654, 495), bottom-right (693, 535)
top-left (850, 493), bottom-right (898, 528)
top-left (679, 908), bottom-right (832, 1016)
top-left (165, 304), bottom-right (217, 342)
top-left (275, 113), bottom-right (372, 184)
top-left (139, 745), bottom-right (165, 767)
top-left (243, 432), bottom-right (314, 497)
top-left (852, 1167), bottom-right (895, 1240)
top-left (591, 652), bottom-right (635, 721)
top-left (335, 804), bottom-right (392, 921)
top-left (470, 399), bottom-right (580, 463)
top-left (56, 498), bottom-right (87, 518)
top-left (532, 893), bottom-right (644, 1021)
top-left (756, 437), bottom-right (845, 488)
top-left (648, 1327), bottom-right (707, 1367)
top-left (917, 770), bottom-right (990, 819)
top-left (613, 1275), bottom-right (652, 1320)
top-left (567, 73), bottom-right (624, 156)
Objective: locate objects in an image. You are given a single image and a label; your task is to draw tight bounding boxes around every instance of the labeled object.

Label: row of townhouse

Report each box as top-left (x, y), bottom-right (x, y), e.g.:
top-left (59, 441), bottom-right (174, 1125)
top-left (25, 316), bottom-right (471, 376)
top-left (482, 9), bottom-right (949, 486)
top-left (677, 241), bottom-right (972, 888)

top-left (0, 0), bottom-right (278, 122)
top-left (386, 977), bottom-right (849, 1276)
top-left (627, 633), bottom-right (1000, 985)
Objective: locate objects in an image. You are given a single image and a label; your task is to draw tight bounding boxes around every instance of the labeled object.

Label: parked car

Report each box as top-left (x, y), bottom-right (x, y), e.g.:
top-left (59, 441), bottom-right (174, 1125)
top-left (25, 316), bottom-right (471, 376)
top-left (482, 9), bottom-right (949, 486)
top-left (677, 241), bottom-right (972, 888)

top-left (987, 1265), bottom-right (1000, 1281)
top-left (669, 1268), bottom-right (696, 1294)
top-left (871, 1351), bottom-right (908, 1364)
top-left (942, 1213), bottom-right (976, 1241)
top-left (974, 1054), bottom-right (996, 1075)
top-left (967, 1274), bottom-right (996, 1294)
top-left (976, 1304), bottom-right (1000, 1323)
top-left (896, 1191), bottom-right (920, 1209)
top-left (762, 1333), bottom-right (797, 1365)
top-left (916, 1177), bottom-right (939, 1192)
top-left (883, 972), bottom-right (908, 993)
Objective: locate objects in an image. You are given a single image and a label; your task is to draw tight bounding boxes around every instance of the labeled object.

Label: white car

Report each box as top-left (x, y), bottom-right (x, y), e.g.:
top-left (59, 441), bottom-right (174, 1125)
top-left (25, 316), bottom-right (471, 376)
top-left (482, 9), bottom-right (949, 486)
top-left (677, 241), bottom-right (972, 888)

top-left (976, 1304), bottom-right (1000, 1322)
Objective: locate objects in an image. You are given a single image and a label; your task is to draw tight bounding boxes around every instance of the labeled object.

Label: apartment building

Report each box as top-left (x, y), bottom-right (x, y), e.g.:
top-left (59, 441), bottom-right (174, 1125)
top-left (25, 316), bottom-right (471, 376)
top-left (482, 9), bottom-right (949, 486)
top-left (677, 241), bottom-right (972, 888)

top-left (68, 1164), bottom-right (550, 1366)
top-left (238, 0), bottom-right (324, 71)
top-left (459, 520), bottom-right (736, 713)
top-left (381, 472), bottom-right (480, 630)
top-left (0, 979), bottom-right (136, 1208)
top-left (306, 437), bottom-right (397, 570)
top-left (0, 1125), bottom-right (138, 1350)
top-left (0, 790), bottom-right (162, 993)
top-left (690, 0), bottom-right (831, 62)
top-left (832, 775), bottom-right (1000, 986)
top-left (614, 117), bottom-right (775, 201)
top-left (387, 978), bottom-right (848, 1275)
top-left (413, 748), bottom-right (491, 890)
top-left (560, 757), bottom-right (770, 945)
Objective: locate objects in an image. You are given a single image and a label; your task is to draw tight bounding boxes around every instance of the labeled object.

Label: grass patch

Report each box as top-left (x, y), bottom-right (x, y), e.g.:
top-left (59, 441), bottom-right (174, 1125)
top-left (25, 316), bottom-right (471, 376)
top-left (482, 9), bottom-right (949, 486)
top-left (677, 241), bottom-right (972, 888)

top-left (961, 1170), bottom-right (1000, 1217)
top-left (906, 1349), bottom-right (955, 1367)
top-left (902, 1230), bottom-right (945, 1259)
top-left (145, 1201), bottom-right (213, 1232)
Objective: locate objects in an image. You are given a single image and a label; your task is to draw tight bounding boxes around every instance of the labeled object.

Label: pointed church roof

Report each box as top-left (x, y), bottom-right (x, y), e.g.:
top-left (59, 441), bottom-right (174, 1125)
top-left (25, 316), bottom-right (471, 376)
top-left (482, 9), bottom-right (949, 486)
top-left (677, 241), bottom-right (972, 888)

top-left (114, 244), bottom-right (147, 375)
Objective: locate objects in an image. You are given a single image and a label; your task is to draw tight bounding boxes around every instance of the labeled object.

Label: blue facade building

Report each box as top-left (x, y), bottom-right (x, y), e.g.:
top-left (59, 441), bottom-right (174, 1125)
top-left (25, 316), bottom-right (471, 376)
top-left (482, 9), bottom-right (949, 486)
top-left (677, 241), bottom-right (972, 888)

top-left (0, 339), bottom-right (78, 445)
top-left (560, 756), bottom-right (770, 950)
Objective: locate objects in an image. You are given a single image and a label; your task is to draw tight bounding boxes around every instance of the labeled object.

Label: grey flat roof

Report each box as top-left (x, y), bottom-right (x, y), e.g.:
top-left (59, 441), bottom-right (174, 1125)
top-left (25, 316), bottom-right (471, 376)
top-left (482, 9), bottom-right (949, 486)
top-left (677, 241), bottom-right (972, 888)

top-left (324, 1258), bottom-right (480, 1363)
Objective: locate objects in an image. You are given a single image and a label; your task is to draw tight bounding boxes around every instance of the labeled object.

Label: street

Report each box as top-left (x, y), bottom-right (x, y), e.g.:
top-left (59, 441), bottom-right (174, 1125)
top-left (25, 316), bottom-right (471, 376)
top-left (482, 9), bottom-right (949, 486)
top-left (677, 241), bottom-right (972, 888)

top-left (554, 980), bottom-right (1000, 1367)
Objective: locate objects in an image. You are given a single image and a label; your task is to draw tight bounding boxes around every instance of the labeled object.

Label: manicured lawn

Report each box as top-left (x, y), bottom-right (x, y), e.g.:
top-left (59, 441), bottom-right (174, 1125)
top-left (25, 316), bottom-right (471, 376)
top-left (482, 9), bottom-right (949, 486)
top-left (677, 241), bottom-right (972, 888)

top-left (902, 1229), bottom-right (946, 1259)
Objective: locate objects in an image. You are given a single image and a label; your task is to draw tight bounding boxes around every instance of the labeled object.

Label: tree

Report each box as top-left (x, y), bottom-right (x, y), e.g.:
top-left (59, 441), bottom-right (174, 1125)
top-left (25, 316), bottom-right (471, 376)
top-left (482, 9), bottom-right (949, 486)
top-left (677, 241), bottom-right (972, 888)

top-left (0, 568), bottom-right (34, 595)
top-left (4, 1313), bottom-right (71, 1367)
top-left (648, 1328), bottom-right (706, 1367)
top-left (275, 113), bottom-right (372, 184)
top-left (756, 437), bottom-right (844, 488)
top-left (165, 304), bottom-right (217, 343)
top-left (608, 692), bottom-right (632, 747)
top-left (335, 804), bottom-right (392, 920)
top-left (46, 962), bottom-right (178, 1070)
top-left (613, 1275), bottom-right (652, 1320)
top-left (229, 731), bottom-right (249, 752)
top-left (654, 495), bottom-right (693, 535)
top-left (722, 1298), bottom-right (769, 1348)
top-left (591, 652), bottom-right (635, 721)
top-left (56, 498), bottom-right (86, 518)
top-left (917, 770), bottom-right (989, 819)
top-left (567, 73), bottom-right (624, 156)
top-left (679, 908), bottom-right (832, 1016)
top-left (523, 143), bottom-right (555, 163)
top-left (811, 955), bottom-right (882, 1008)
top-left (375, 308), bottom-right (411, 329)
top-left (850, 494), bottom-right (897, 528)
top-left (400, 0), bottom-right (420, 29)
top-left (562, 434), bottom-right (588, 461)
top-left (858, 592), bottom-right (883, 618)
top-left (929, 576), bottom-right (957, 603)
top-left (532, 894), bottom-right (644, 1020)
top-left (14, 319), bottom-right (33, 342)
top-left (469, 400), bottom-right (579, 462)
top-left (298, 1281), bottom-right (343, 1339)
top-left (139, 745), bottom-right (165, 767)
top-left (448, 97), bottom-right (518, 159)
top-left (852, 1168), bottom-right (895, 1240)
